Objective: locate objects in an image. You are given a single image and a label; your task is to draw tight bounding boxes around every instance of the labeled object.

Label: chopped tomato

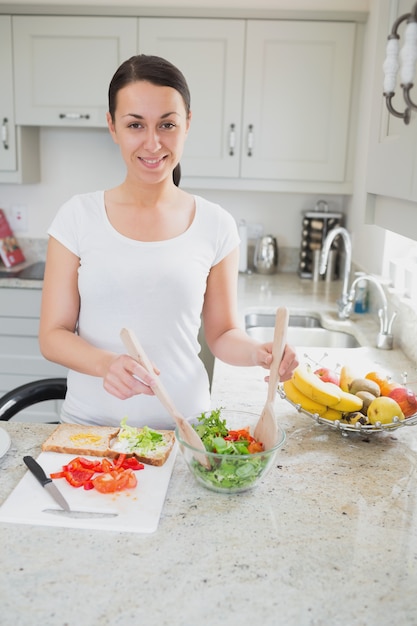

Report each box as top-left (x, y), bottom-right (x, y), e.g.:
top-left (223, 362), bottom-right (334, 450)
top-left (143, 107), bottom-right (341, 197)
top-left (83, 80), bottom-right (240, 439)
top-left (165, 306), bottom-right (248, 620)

top-left (248, 441), bottom-right (264, 454)
top-left (226, 428), bottom-right (254, 442)
top-left (93, 469), bottom-right (137, 493)
top-left (101, 458), bottom-right (114, 473)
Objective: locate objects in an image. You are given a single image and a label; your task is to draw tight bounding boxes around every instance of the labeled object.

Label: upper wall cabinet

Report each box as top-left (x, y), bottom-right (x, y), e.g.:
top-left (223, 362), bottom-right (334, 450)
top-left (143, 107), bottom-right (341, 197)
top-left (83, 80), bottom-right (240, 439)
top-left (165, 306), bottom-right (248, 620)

top-left (367, 0), bottom-right (417, 203)
top-left (12, 16), bottom-right (137, 128)
top-left (139, 19), bottom-right (245, 178)
top-left (139, 18), bottom-right (356, 190)
top-left (0, 16), bottom-right (39, 183)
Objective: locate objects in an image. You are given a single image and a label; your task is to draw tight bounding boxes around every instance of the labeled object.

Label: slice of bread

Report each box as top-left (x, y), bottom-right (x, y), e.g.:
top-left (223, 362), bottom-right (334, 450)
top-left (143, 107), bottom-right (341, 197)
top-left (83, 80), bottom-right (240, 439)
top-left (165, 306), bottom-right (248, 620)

top-left (42, 423), bottom-right (175, 466)
top-left (109, 430), bottom-right (176, 467)
top-left (42, 424), bottom-right (120, 457)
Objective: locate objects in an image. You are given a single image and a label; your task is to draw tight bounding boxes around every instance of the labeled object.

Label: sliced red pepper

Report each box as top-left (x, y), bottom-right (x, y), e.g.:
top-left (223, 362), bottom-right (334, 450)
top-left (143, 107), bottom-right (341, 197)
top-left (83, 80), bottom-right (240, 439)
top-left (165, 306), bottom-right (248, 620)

top-left (63, 468), bottom-right (96, 488)
top-left (50, 454), bottom-right (142, 492)
top-left (113, 453), bottom-right (126, 469)
top-left (120, 457), bottom-right (145, 471)
top-left (50, 471), bottom-right (66, 479)
top-left (78, 457), bottom-right (103, 471)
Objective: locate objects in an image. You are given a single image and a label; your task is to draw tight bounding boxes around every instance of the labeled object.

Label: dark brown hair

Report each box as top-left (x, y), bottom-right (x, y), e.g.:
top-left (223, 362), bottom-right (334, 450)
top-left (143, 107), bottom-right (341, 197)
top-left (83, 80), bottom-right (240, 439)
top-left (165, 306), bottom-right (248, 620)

top-left (108, 55), bottom-right (191, 187)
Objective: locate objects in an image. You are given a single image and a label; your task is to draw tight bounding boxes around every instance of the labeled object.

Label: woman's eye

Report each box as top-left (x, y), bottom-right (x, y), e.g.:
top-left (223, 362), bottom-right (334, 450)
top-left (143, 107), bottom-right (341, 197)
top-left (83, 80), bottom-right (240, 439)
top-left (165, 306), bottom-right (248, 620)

top-left (128, 122), bottom-right (143, 129)
top-left (161, 122), bottom-right (176, 130)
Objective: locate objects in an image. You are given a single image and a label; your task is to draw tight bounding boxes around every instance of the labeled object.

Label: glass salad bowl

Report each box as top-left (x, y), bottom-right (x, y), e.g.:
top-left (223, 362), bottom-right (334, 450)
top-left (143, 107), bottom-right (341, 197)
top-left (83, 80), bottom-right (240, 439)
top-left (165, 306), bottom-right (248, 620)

top-left (175, 409), bottom-right (286, 494)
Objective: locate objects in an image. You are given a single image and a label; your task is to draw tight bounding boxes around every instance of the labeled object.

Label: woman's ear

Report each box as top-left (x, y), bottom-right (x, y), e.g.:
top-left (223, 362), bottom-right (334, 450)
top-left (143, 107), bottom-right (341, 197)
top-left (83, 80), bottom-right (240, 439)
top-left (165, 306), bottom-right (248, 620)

top-left (185, 110), bottom-right (192, 135)
top-left (106, 112), bottom-right (118, 143)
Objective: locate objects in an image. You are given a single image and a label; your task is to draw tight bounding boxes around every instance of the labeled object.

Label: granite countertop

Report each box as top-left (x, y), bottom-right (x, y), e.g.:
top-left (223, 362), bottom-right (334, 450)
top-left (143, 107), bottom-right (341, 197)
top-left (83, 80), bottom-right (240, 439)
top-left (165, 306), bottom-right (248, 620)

top-left (1, 272), bottom-right (417, 625)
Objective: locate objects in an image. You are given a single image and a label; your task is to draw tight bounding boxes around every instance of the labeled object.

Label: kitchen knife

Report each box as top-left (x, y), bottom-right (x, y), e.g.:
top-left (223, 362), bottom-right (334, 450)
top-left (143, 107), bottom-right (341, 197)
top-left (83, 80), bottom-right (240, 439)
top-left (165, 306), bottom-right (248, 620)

top-left (23, 455), bottom-right (70, 512)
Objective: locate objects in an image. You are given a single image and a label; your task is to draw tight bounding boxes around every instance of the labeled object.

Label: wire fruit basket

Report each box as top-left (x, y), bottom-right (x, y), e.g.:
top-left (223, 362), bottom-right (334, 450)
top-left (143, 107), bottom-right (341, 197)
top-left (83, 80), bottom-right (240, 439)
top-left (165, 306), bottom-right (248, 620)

top-left (278, 351), bottom-right (417, 434)
top-left (277, 383), bottom-right (417, 434)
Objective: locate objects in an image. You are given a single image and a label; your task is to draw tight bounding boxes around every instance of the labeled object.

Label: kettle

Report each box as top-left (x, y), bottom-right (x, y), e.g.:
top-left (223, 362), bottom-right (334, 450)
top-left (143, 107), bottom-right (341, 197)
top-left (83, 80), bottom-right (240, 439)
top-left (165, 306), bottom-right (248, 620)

top-left (254, 235), bottom-right (278, 274)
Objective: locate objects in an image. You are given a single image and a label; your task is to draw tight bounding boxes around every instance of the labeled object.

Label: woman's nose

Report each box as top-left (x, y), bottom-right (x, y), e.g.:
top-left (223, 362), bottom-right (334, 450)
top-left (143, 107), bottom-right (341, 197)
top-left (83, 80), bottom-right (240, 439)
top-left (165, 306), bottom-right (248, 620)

top-left (143, 128), bottom-right (161, 151)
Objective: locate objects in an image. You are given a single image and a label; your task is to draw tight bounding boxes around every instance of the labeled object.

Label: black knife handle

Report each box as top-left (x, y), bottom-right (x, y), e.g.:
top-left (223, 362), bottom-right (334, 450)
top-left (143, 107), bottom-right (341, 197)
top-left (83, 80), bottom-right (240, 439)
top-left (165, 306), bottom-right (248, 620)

top-left (23, 456), bottom-right (52, 487)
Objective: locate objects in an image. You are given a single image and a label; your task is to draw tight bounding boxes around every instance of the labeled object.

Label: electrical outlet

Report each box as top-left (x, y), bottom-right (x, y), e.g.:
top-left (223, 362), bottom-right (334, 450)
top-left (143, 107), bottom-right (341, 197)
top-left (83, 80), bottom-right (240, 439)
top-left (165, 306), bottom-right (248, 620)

top-left (10, 205), bottom-right (28, 232)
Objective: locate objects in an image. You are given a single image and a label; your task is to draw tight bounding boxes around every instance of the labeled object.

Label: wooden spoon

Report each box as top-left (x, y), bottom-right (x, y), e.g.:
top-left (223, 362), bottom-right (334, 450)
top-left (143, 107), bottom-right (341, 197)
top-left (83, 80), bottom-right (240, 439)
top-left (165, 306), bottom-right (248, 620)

top-left (120, 327), bottom-right (211, 469)
top-left (254, 306), bottom-right (289, 450)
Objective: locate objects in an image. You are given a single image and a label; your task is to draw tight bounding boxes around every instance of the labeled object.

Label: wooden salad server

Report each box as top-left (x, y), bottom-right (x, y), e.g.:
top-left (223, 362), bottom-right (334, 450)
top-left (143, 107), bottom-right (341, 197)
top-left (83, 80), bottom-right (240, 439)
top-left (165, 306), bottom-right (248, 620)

top-left (120, 328), bottom-right (210, 469)
top-left (254, 306), bottom-right (289, 451)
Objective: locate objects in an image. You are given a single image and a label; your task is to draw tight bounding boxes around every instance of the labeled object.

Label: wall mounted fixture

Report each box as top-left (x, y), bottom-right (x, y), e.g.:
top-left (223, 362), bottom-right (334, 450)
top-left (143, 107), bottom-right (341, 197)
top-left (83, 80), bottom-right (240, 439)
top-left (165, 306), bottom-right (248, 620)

top-left (383, 1), bottom-right (417, 124)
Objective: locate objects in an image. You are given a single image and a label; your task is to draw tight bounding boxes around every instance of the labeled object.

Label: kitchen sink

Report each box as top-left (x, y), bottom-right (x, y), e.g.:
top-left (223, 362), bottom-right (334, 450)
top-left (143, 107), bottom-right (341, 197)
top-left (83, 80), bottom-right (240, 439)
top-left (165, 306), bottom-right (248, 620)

top-left (244, 312), bottom-right (361, 348)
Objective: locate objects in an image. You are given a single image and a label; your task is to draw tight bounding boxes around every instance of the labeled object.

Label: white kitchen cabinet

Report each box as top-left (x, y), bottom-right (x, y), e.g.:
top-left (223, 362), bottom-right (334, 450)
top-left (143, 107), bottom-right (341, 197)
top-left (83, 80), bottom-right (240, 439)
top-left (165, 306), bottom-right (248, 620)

top-left (367, 0), bottom-right (417, 203)
top-left (0, 288), bottom-right (67, 422)
top-left (241, 20), bottom-right (355, 183)
top-left (0, 16), bottom-right (39, 184)
top-left (138, 18), bottom-right (245, 178)
top-left (139, 18), bottom-right (356, 189)
top-left (12, 16), bottom-right (137, 128)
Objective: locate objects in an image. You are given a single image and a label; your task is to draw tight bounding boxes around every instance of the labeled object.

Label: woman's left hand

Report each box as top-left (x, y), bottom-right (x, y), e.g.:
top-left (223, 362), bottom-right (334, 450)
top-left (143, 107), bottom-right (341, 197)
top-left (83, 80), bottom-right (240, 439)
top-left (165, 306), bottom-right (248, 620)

top-left (256, 342), bottom-right (298, 382)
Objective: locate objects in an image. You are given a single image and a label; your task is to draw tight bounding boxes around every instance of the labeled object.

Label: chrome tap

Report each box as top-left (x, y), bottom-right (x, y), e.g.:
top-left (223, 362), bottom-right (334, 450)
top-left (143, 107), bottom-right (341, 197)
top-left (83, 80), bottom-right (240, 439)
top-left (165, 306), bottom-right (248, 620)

top-left (342, 274), bottom-right (397, 350)
top-left (319, 227), bottom-right (352, 318)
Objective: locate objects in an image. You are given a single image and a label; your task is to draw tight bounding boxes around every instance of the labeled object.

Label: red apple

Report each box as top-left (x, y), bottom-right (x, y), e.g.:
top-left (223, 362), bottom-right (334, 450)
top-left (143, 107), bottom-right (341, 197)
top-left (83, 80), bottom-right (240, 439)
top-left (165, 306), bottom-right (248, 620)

top-left (314, 367), bottom-right (340, 386)
top-left (388, 385), bottom-right (417, 418)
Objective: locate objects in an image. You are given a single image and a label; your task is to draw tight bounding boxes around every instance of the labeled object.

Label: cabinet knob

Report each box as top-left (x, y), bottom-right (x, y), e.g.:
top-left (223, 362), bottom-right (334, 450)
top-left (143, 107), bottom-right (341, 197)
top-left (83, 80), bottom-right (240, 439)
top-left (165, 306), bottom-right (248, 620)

top-left (247, 124), bottom-right (254, 157)
top-left (58, 113), bottom-right (91, 120)
top-left (1, 118), bottom-right (9, 150)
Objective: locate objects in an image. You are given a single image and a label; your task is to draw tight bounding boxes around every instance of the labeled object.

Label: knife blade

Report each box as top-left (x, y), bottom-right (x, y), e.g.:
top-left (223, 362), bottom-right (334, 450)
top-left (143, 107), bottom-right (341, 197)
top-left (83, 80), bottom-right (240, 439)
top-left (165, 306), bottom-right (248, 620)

top-left (23, 455), bottom-right (70, 512)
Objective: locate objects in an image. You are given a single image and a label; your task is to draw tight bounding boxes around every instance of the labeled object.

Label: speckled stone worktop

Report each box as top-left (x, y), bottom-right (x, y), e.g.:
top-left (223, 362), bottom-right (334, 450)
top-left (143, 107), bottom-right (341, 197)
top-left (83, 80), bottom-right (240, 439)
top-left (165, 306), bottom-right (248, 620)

top-left (1, 272), bottom-right (417, 625)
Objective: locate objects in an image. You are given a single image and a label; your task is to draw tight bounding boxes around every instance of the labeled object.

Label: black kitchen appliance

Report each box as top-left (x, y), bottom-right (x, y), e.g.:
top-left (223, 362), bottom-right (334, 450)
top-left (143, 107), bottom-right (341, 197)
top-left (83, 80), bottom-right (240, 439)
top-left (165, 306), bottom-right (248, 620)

top-left (298, 201), bottom-right (344, 279)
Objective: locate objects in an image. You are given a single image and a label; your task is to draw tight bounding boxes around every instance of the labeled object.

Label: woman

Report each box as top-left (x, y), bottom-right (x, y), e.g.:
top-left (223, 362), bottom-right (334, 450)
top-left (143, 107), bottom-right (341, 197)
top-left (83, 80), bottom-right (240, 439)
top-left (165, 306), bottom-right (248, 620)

top-left (39, 54), bottom-right (297, 428)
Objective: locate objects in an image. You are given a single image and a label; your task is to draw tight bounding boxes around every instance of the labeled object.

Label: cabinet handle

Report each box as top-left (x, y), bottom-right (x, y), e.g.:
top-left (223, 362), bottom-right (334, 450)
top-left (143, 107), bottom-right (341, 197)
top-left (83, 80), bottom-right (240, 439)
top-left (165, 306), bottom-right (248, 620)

top-left (228, 123), bottom-right (236, 156)
top-left (1, 118), bottom-right (9, 150)
top-left (247, 124), bottom-right (254, 157)
top-left (58, 113), bottom-right (91, 120)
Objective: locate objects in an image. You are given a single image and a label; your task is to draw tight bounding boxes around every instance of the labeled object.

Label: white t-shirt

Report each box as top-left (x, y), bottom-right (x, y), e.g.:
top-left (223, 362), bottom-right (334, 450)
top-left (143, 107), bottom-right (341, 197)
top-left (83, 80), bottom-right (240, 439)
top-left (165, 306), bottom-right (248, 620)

top-left (48, 191), bottom-right (240, 429)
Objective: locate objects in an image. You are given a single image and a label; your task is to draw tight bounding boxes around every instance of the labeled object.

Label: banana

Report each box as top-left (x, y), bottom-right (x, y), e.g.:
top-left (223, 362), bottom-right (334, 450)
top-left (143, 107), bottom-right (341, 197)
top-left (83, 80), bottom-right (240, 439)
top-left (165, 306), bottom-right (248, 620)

top-left (349, 378), bottom-right (381, 397)
top-left (339, 364), bottom-right (357, 393)
top-left (325, 383), bottom-right (364, 412)
top-left (321, 407), bottom-right (344, 421)
top-left (282, 379), bottom-right (328, 415)
top-left (340, 411), bottom-right (369, 426)
top-left (292, 363), bottom-right (342, 407)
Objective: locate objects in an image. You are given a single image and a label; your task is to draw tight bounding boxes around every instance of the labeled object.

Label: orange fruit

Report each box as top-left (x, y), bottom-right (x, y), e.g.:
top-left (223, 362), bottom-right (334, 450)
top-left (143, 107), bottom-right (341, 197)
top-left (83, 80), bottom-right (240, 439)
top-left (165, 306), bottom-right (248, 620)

top-left (365, 371), bottom-right (401, 396)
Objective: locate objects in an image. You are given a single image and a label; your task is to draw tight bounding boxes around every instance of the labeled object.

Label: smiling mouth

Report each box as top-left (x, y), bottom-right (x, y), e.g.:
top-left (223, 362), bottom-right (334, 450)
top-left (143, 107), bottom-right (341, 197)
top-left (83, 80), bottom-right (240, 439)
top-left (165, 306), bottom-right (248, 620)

top-left (139, 156), bottom-right (166, 166)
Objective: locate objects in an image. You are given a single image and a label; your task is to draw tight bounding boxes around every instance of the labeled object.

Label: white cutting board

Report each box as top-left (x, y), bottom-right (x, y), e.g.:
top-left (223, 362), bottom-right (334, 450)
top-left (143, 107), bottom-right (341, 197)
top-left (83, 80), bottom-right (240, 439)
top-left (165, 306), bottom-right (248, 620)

top-left (0, 446), bottom-right (177, 533)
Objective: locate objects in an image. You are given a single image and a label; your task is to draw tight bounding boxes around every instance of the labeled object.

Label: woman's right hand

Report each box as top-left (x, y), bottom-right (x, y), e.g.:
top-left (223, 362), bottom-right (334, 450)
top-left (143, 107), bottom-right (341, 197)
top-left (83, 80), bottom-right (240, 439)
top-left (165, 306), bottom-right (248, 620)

top-left (103, 354), bottom-right (158, 400)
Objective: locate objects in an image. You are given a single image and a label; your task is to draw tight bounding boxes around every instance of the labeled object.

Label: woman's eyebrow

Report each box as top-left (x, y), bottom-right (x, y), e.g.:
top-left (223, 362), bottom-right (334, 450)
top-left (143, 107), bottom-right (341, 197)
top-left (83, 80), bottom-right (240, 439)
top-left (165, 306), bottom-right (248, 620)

top-left (122, 111), bottom-right (180, 119)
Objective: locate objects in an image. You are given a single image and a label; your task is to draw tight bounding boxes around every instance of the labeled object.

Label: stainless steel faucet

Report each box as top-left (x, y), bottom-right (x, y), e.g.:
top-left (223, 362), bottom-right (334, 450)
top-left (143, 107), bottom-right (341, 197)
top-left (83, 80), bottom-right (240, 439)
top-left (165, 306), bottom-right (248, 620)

top-left (320, 227), bottom-right (397, 349)
top-left (343, 274), bottom-right (397, 350)
top-left (319, 226), bottom-right (352, 318)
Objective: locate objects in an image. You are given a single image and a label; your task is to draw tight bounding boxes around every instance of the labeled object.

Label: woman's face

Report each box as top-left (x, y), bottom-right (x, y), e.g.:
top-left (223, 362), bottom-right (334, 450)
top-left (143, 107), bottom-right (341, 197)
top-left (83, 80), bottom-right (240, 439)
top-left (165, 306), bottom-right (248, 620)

top-left (107, 80), bottom-right (191, 184)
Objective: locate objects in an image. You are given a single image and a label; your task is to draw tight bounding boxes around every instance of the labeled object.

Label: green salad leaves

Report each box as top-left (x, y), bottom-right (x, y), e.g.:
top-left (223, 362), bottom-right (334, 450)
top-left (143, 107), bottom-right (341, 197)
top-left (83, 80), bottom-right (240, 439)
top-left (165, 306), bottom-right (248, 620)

top-left (190, 409), bottom-right (269, 491)
top-left (117, 418), bottom-right (164, 454)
